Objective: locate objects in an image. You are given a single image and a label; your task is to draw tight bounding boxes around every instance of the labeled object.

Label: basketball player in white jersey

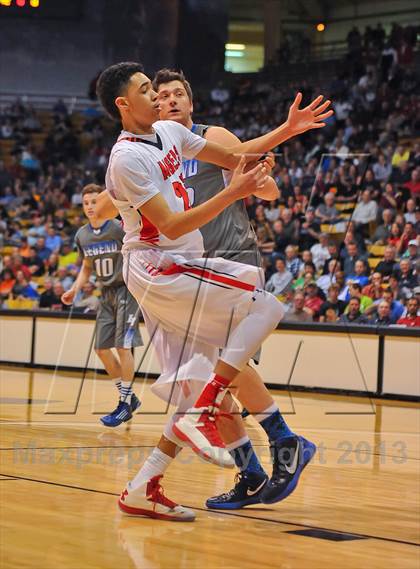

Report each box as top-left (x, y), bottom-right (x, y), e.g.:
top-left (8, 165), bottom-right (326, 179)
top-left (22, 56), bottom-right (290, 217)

top-left (96, 61), bottom-right (332, 520)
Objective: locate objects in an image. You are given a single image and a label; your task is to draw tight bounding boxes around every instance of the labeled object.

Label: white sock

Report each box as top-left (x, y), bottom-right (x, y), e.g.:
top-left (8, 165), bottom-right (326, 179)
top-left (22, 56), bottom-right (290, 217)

top-left (130, 448), bottom-right (173, 492)
top-left (120, 381), bottom-right (133, 404)
top-left (113, 378), bottom-right (122, 394)
top-left (253, 402), bottom-right (278, 423)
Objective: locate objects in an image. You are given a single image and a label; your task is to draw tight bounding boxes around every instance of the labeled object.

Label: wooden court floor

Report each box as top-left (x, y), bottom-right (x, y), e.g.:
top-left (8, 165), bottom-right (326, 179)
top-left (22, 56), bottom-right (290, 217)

top-left (0, 365), bottom-right (419, 569)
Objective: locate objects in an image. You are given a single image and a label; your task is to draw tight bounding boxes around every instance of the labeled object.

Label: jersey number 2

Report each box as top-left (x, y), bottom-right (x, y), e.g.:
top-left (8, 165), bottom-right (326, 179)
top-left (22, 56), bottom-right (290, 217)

top-left (172, 181), bottom-right (191, 211)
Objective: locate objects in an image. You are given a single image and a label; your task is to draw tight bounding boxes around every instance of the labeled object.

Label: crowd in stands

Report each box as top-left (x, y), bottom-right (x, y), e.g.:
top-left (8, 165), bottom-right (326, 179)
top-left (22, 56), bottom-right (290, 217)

top-left (0, 21), bottom-right (419, 326)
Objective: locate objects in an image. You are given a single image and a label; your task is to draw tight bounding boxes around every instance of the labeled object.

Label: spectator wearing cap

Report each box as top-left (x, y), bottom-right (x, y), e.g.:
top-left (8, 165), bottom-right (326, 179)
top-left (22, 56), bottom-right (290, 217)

top-left (284, 291), bottom-right (313, 323)
top-left (397, 297), bottom-right (420, 327)
top-left (338, 297), bottom-right (369, 324)
top-left (369, 300), bottom-right (393, 325)
top-left (265, 258), bottom-right (293, 297)
top-left (402, 239), bottom-right (418, 262)
top-left (304, 282), bottom-right (324, 319)
top-left (319, 283), bottom-right (347, 322)
top-left (376, 246), bottom-right (397, 278)
top-left (311, 233), bottom-right (330, 271)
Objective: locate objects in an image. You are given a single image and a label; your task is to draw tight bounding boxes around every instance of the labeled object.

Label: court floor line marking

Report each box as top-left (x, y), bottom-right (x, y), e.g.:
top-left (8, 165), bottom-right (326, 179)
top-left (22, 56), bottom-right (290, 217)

top-left (1, 471), bottom-right (418, 548)
top-left (1, 445), bottom-right (418, 461)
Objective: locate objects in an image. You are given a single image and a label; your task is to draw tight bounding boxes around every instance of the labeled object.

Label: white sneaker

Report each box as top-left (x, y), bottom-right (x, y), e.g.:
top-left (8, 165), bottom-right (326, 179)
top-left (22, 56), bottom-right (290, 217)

top-left (172, 407), bottom-right (235, 468)
top-left (118, 476), bottom-right (195, 522)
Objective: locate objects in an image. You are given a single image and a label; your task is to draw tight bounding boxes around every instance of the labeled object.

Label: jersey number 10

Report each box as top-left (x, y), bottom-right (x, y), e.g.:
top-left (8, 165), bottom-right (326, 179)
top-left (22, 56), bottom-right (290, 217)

top-left (94, 257), bottom-right (114, 278)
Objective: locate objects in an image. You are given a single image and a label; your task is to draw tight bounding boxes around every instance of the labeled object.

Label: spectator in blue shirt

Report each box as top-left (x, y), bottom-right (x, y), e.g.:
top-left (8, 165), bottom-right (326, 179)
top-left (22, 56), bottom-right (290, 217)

top-left (45, 226), bottom-right (62, 253)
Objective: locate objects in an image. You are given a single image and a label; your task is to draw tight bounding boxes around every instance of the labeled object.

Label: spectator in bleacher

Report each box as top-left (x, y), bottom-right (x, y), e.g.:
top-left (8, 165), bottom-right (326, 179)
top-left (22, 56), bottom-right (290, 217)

top-left (372, 154), bottom-right (392, 182)
top-left (352, 189), bottom-right (378, 233)
top-left (315, 193), bottom-right (340, 225)
top-left (35, 237), bottom-right (52, 262)
top-left (372, 209), bottom-right (394, 244)
top-left (256, 226), bottom-right (275, 259)
top-left (379, 182), bottom-right (402, 213)
top-left (404, 199), bottom-right (417, 224)
top-left (73, 282), bottom-right (100, 313)
top-left (391, 144), bottom-right (410, 167)
top-left (9, 254), bottom-right (31, 279)
top-left (362, 272), bottom-right (384, 300)
top-left (319, 283), bottom-right (347, 322)
top-left (55, 266), bottom-right (74, 292)
top-left (396, 259), bottom-right (418, 292)
top-left (303, 282), bottom-right (324, 320)
top-left (403, 167), bottom-right (420, 197)
top-left (366, 289), bottom-right (404, 322)
top-left (265, 258), bottom-right (293, 297)
top-left (310, 232), bottom-right (330, 271)
top-left (38, 278), bottom-right (57, 309)
top-left (374, 245), bottom-right (397, 278)
top-left (284, 245), bottom-right (303, 278)
top-left (299, 208), bottom-right (320, 251)
top-left (343, 282), bottom-right (373, 312)
top-left (11, 271), bottom-right (39, 300)
top-left (53, 209), bottom-right (71, 233)
top-left (0, 269), bottom-right (16, 298)
top-left (27, 216), bottom-right (46, 246)
top-left (45, 227), bottom-right (62, 253)
top-left (338, 297), bottom-right (369, 324)
top-left (369, 300), bottom-right (393, 326)
top-left (280, 208), bottom-right (299, 245)
top-left (345, 259), bottom-right (370, 288)
top-left (58, 242), bottom-right (78, 269)
top-left (23, 247), bottom-right (44, 277)
top-left (271, 220), bottom-right (289, 257)
top-left (342, 241), bottom-right (368, 276)
top-left (316, 259), bottom-right (338, 295)
top-left (284, 291), bottom-right (313, 323)
top-left (45, 252), bottom-right (59, 276)
top-left (403, 239), bottom-right (418, 262)
top-left (397, 297), bottom-right (420, 327)
top-left (264, 200), bottom-right (281, 223)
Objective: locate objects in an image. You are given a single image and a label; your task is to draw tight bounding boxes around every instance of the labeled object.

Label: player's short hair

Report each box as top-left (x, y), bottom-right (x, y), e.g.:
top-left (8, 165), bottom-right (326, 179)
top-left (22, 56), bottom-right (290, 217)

top-left (153, 68), bottom-right (193, 102)
top-left (97, 61), bottom-right (144, 120)
top-left (82, 184), bottom-right (103, 197)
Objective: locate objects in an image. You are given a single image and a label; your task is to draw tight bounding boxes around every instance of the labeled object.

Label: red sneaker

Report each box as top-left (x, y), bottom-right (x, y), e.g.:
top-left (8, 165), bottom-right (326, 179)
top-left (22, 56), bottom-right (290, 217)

top-left (118, 475), bottom-right (195, 521)
top-left (172, 407), bottom-right (235, 468)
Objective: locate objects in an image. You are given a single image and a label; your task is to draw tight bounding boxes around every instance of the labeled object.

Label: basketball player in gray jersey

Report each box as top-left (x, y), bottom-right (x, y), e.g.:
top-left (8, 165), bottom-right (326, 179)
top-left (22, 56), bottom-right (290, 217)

top-left (62, 184), bottom-right (143, 428)
top-left (154, 69), bottom-right (301, 509)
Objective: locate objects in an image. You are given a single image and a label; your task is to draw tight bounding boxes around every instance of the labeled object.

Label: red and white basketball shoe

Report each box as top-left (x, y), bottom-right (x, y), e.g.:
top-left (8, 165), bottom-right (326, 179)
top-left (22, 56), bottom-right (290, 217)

top-left (172, 406), bottom-right (235, 468)
top-left (118, 475), bottom-right (195, 521)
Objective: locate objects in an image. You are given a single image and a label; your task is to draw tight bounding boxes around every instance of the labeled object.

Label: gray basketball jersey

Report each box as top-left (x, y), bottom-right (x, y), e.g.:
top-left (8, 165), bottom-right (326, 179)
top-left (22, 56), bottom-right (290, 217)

top-left (182, 124), bottom-right (261, 267)
top-left (74, 219), bottom-right (125, 287)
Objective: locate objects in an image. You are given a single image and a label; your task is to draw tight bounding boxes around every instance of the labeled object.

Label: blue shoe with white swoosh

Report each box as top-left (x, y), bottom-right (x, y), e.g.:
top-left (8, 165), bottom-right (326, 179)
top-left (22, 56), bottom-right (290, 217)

top-left (205, 472), bottom-right (268, 510)
top-left (260, 436), bottom-right (316, 504)
top-left (100, 400), bottom-right (133, 428)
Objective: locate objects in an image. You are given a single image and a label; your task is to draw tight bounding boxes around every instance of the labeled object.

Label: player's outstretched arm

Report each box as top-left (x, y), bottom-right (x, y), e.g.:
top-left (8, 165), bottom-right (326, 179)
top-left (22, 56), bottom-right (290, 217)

top-left (61, 259), bottom-right (92, 305)
top-left (95, 190), bottom-right (119, 220)
top-left (195, 93), bottom-right (333, 169)
top-left (140, 157), bottom-right (267, 240)
top-left (205, 126), bottom-right (279, 200)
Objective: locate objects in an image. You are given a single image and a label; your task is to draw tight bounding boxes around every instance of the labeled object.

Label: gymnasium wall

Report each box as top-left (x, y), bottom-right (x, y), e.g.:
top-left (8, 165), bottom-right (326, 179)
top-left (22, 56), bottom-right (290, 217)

top-left (1, 311), bottom-right (418, 399)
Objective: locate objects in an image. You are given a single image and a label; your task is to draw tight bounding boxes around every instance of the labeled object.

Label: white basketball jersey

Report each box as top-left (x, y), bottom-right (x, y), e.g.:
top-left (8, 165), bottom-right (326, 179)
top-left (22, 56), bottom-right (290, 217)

top-left (105, 120), bottom-right (206, 255)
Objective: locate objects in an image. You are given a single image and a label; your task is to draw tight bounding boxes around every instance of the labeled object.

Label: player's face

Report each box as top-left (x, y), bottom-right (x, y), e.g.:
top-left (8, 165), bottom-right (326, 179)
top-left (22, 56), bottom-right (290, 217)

top-left (82, 193), bottom-right (98, 220)
top-left (157, 80), bottom-right (193, 125)
top-left (117, 72), bottom-right (160, 126)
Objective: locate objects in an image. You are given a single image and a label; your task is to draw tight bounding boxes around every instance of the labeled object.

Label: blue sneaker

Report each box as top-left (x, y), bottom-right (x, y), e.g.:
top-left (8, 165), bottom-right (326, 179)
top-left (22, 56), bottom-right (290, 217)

top-left (260, 435), bottom-right (316, 504)
top-left (206, 472), bottom-right (268, 510)
top-left (130, 393), bottom-right (141, 413)
top-left (241, 408), bottom-right (250, 419)
top-left (101, 400), bottom-right (133, 428)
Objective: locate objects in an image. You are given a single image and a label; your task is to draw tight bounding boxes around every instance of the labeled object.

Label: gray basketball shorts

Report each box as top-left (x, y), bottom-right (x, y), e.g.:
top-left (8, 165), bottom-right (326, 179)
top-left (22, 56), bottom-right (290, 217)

top-left (95, 285), bottom-right (143, 350)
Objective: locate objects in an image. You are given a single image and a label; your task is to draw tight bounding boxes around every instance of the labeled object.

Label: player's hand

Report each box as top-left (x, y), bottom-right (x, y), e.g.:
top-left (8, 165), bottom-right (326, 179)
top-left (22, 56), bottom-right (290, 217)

top-left (228, 156), bottom-right (268, 199)
top-left (286, 93), bottom-right (333, 135)
top-left (61, 289), bottom-right (76, 305)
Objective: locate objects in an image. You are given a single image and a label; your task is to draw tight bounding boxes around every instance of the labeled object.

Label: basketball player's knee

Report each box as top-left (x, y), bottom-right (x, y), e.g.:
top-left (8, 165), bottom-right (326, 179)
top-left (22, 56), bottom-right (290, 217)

top-left (252, 289), bottom-right (285, 326)
top-left (95, 348), bottom-right (110, 357)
